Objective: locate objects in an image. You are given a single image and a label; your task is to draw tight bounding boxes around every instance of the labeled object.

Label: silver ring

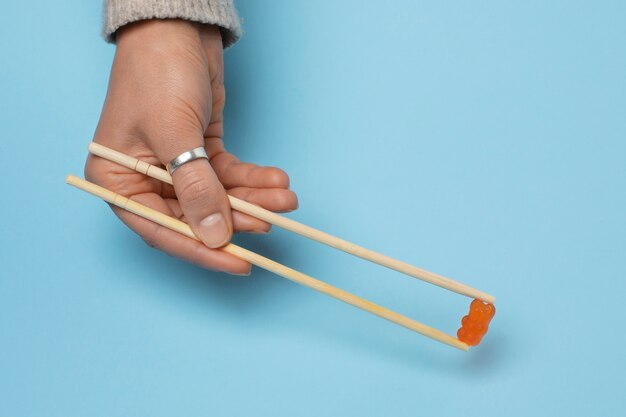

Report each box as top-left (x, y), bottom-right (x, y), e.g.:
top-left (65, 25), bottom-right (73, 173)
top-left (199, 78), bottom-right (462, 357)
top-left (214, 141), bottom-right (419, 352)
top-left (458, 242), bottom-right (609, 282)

top-left (166, 147), bottom-right (209, 175)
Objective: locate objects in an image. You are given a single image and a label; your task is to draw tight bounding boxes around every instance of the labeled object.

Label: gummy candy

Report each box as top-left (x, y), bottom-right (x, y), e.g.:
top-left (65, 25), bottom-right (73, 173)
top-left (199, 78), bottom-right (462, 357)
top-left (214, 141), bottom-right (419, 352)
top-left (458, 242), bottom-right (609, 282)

top-left (457, 299), bottom-right (495, 346)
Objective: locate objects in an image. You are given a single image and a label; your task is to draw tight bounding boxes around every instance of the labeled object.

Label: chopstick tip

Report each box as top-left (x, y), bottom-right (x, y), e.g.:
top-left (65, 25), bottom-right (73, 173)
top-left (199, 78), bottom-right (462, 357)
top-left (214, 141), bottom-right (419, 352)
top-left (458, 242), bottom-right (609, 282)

top-left (479, 294), bottom-right (496, 304)
top-left (453, 340), bottom-right (470, 351)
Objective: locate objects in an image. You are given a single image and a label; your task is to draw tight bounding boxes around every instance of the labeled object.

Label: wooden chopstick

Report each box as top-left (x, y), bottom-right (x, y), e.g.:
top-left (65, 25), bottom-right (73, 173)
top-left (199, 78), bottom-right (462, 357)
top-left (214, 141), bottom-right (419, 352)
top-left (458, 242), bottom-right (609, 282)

top-left (89, 143), bottom-right (495, 303)
top-left (66, 175), bottom-right (469, 351)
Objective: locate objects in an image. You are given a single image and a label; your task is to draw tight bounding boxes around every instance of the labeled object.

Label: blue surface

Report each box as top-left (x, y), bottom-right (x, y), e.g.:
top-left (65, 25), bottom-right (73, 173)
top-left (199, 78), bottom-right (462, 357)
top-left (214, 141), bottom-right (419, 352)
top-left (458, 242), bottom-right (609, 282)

top-left (1, 1), bottom-right (625, 415)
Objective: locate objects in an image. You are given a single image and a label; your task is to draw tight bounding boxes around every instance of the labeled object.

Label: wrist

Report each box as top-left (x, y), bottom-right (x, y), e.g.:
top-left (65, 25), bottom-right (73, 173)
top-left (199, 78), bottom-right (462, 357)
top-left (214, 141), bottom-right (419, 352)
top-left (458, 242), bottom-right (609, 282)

top-left (116, 19), bottom-right (219, 52)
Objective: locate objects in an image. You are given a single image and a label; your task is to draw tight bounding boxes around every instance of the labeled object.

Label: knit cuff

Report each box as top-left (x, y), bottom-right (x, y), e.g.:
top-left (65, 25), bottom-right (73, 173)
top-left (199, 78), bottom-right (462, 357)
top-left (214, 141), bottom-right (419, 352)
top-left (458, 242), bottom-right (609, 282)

top-left (103, 0), bottom-right (242, 48)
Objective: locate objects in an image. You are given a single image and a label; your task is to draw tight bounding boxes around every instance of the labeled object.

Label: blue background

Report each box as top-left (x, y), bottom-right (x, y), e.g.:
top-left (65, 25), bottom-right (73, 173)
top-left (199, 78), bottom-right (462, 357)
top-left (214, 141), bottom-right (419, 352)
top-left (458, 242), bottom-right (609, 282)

top-left (1, 1), bottom-right (625, 415)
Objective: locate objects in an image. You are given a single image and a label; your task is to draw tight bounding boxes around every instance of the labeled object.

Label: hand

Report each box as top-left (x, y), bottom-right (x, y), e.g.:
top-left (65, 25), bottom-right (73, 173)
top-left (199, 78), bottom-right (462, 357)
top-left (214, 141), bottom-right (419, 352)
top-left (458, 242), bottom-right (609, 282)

top-left (85, 20), bottom-right (298, 275)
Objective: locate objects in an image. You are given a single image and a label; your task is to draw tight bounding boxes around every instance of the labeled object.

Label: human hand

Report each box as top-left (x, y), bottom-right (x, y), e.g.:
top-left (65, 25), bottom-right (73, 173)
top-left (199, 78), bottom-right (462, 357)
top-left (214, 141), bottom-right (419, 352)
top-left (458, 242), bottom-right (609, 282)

top-left (85, 20), bottom-right (298, 275)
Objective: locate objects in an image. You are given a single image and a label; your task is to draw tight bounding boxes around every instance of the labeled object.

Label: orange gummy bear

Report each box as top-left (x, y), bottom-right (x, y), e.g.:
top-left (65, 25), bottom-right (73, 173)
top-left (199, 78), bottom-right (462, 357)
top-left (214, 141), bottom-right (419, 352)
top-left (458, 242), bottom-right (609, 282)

top-left (457, 299), bottom-right (496, 346)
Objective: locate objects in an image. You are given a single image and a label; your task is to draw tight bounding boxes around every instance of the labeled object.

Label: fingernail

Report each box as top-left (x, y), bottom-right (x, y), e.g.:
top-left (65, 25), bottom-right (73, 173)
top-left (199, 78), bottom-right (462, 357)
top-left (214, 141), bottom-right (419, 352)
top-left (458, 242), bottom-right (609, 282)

top-left (198, 213), bottom-right (229, 248)
top-left (228, 270), bottom-right (252, 277)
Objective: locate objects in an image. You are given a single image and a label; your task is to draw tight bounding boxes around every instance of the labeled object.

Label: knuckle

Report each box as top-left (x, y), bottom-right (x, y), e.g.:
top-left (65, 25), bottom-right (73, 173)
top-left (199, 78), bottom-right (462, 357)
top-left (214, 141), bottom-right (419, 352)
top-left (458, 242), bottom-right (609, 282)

top-left (177, 173), bottom-right (218, 207)
top-left (192, 242), bottom-right (211, 265)
top-left (238, 187), bottom-right (254, 202)
top-left (142, 223), bottom-right (163, 250)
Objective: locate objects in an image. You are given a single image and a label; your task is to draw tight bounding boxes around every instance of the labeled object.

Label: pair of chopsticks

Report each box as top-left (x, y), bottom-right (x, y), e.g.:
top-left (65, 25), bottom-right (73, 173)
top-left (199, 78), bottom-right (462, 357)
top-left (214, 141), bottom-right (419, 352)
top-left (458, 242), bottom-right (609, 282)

top-left (67, 142), bottom-right (496, 350)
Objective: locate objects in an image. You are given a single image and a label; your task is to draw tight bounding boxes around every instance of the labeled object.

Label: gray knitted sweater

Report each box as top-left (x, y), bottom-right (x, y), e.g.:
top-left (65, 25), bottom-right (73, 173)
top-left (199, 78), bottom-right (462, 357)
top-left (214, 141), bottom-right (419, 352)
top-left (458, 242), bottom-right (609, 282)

top-left (103, 0), bottom-right (242, 47)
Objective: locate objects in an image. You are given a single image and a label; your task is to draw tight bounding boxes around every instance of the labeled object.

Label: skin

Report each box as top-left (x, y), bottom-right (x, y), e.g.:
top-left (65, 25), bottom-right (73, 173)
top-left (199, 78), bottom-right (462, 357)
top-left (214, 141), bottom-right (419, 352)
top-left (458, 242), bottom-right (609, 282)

top-left (85, 19), bottom-right (298, 275)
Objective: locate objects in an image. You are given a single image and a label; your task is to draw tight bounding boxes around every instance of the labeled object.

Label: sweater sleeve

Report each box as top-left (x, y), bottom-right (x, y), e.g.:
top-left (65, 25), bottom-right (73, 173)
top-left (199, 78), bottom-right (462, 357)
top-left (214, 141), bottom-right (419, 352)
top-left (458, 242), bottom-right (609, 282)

top-left (103, 0), bottom-right (242, 48)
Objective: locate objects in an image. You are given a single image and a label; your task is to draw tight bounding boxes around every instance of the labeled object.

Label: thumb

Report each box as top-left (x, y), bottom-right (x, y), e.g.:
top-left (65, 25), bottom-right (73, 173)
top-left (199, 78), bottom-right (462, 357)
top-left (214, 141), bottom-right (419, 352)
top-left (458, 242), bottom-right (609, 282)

top-left (169, 155), bottom-right (233, 248)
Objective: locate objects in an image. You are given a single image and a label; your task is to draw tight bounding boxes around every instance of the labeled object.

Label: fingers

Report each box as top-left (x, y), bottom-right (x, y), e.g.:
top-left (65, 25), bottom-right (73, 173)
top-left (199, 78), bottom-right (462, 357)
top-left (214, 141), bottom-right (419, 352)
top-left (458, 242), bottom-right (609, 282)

top-left (202, 141), bottom-right (298, 236)
top-left (231, 211), bottom-right (271, 234)
top-left (228, 187), bottom-right (299, 213)
top-left (169, 158), bottom-right (233, 248)
top-left (112, 192), bottom-right (251, 275)
top-left (228, 187), bottom-right (299, 234)
top-left (163, 188), bottom-right (298, 234)
top-left (210, 150), bottom-right (292, 190)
